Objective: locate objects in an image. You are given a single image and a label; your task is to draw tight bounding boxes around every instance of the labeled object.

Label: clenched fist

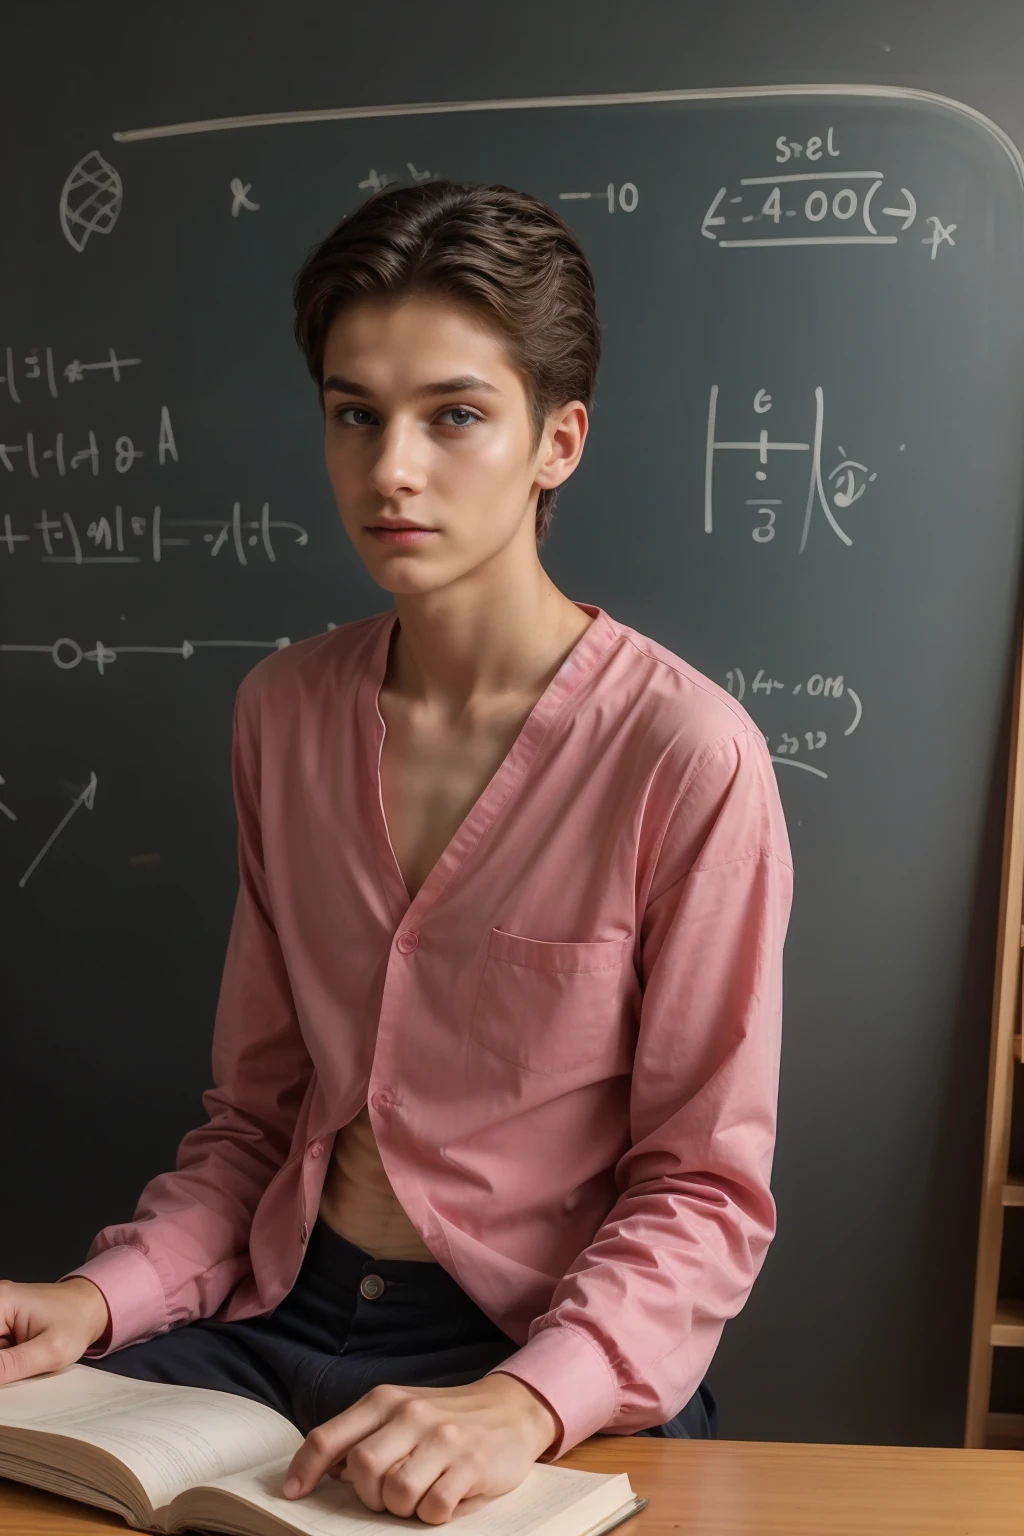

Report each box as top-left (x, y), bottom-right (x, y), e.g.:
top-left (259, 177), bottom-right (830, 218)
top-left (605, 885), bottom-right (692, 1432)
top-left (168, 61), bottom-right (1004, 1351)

top-left (0, 1276), bottom-right (112, 1383)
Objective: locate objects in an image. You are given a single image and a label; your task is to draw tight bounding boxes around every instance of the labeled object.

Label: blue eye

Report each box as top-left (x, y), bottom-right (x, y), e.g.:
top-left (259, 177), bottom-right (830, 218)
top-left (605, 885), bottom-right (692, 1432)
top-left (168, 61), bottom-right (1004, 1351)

top-left (439, 406), bottom-right (480, 430)
top-left (331, 405), bottom-right (481, 430)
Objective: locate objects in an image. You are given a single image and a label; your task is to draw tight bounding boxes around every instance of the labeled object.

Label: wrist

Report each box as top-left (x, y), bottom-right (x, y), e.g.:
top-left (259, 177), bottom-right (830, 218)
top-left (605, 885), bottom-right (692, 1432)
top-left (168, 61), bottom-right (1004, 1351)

top-left (61, 1276), bottom-right (112, 1345)
top-left (488, 1372), bottom-right (561, 1457)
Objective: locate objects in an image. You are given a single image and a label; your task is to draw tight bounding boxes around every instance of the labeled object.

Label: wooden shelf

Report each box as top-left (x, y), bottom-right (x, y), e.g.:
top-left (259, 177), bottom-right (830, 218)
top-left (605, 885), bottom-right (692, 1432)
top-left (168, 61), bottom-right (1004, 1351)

top-left (991, 1299), bottom-right (1024, 1346)
top-left (965, 618), bottom-right (1024, 1444)
top-left (986, 1411), bottom-right (1024, 1449)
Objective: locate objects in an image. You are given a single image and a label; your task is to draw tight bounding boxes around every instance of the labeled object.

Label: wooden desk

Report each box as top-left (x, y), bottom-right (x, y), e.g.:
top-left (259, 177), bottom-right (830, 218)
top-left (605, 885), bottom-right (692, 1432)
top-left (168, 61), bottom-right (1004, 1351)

top-left (2, 1438), bottom-right (1023, 1536)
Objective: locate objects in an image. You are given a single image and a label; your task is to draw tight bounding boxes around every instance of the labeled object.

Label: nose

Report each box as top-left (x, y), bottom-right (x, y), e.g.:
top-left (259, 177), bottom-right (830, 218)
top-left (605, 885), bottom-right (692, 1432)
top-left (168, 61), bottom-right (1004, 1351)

top-left (367, 418), bottom-right (428, 499)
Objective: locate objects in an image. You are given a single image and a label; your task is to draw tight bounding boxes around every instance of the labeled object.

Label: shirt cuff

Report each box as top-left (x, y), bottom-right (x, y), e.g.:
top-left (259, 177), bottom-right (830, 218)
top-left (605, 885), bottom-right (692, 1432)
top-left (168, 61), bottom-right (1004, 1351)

top-left (59, 1245), bottom-right (168, 1357)
top-left (486, 1324), bottom-right (619, 1460)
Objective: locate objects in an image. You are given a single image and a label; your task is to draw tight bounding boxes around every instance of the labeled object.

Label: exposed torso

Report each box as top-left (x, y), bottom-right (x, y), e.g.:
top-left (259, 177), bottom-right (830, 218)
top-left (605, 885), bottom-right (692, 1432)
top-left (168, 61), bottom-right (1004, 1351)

top-left (378, 692), bottom-right (536, 901)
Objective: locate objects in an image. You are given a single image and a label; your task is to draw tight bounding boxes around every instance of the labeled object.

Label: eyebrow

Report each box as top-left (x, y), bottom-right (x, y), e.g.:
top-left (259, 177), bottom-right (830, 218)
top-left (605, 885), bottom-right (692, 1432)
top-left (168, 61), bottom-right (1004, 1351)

top-left (321, 373), bottom-right (502, 399)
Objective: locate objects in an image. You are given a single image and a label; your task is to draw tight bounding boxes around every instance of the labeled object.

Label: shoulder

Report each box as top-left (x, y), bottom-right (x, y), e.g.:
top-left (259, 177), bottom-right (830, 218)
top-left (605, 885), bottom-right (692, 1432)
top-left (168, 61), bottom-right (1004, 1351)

top-left (601, 610), bottom-right (762, 764)
top-left (597, 611), bottom-right (792, 875)
top-left (233, 612), bottom-right (386, 725)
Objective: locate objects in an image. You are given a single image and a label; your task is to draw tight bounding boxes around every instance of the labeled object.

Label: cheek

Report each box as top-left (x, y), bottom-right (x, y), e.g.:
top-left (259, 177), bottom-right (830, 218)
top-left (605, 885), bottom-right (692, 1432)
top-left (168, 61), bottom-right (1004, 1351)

top-left (476, 424), bottom-right (525, 468)
top-left (442, 428), bottom-right (526, 490)
top-left (324, 440), bottom-right (357, 499)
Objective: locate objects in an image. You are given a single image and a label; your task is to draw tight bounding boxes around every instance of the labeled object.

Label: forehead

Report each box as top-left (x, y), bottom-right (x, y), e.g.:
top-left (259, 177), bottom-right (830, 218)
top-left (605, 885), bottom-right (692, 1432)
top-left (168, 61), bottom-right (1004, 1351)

top-left (321, 293), bottom-right (515, 380)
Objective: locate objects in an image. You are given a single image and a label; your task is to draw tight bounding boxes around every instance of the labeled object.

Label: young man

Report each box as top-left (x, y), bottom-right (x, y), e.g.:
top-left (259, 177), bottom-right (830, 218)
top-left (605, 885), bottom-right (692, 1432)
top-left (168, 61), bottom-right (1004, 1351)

top-left (0, 181), bottom-right (793, 1524)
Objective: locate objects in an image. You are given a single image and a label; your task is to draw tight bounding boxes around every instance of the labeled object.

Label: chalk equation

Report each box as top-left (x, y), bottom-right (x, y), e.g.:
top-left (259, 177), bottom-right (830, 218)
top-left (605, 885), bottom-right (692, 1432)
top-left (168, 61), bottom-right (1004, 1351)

top-left (726, 665), bottom-right (863, 782)
top-left (0, 346), bottom-right (141, 403)
top-left (558, 183), bottom-right (639, 213)
top-left (705, 385), bottom-right (883, 551)
top-left (701, 127), bottom-right (955, 257)
top-left (356, 160), bottom-right (641, 214)
top-left (0, 407), bottom-right (177, 477)
top-left (0, 635), bottom-right (292, 676)
top-left (0, 501), bottom-right (308, 566)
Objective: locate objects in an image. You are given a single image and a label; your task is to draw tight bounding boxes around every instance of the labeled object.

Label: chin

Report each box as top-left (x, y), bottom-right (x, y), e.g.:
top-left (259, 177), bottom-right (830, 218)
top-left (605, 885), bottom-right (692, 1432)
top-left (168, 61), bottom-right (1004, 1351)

top-left (364, 565), bottom-right (450, 596)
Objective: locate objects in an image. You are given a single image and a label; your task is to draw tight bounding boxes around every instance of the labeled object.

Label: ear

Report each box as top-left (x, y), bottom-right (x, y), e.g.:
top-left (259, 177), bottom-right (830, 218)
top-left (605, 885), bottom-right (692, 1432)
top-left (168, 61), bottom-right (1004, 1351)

top-left (534, 400), bottom-right (588, 491)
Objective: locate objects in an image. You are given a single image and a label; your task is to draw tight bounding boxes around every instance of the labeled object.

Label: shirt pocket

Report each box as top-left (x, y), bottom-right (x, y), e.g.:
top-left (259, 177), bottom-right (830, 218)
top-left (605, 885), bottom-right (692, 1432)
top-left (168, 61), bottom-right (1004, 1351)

top-left (469, 925), bottom-right (634, 1075)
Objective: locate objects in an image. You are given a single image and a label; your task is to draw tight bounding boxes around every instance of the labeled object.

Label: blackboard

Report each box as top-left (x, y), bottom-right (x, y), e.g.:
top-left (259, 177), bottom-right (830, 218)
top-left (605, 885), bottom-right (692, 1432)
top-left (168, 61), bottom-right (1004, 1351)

top-left (5, 19), bottom-right (1024, 1449)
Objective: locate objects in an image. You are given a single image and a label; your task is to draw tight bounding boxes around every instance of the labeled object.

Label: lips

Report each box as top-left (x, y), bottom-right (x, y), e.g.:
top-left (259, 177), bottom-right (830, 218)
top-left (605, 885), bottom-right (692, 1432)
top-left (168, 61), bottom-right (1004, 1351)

top-left (365, 518), bottom-right (434, 531)
top-left (366, 526), bottom-right (438, 546)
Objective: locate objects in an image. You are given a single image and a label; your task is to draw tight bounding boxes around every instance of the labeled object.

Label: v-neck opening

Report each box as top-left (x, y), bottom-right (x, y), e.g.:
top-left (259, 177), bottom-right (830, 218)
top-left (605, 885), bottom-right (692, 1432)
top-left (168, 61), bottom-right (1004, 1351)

top-left (357, 601), bottom-right (618, 928)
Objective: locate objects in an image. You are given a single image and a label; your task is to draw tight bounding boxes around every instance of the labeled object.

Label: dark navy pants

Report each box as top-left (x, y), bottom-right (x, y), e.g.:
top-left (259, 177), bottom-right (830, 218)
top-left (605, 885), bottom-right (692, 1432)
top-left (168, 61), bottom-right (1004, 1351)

top-left (82, 1216), bottom-right (717, 1442)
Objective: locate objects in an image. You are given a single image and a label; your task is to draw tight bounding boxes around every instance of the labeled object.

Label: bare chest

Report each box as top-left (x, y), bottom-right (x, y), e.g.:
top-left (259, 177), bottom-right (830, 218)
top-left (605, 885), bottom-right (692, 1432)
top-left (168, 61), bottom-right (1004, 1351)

top-left (378, 697), bottom-right (530, 903)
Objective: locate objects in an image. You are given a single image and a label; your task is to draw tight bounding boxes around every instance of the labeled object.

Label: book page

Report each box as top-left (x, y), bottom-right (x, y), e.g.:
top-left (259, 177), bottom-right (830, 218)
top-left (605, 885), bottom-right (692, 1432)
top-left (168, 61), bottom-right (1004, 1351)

top-left (0, 1363), bottom-right (303, 1513)
top-left (174, 1453), bottom-right (630, 1536)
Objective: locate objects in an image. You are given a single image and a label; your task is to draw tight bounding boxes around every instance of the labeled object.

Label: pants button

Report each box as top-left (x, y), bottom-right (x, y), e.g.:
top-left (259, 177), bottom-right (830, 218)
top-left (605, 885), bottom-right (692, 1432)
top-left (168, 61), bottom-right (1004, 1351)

top-left (360, 1274), bottom-right (385, 1300)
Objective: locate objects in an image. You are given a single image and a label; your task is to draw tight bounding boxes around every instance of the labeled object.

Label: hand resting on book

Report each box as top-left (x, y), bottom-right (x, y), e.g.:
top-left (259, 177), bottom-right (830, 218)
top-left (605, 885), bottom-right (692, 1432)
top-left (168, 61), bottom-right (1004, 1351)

top-left (0, 1365), bottom-right (644, 1536)
top-left (0, 1277), bottom-right (112, 1384)
top-left (0, 1274), bottom-right (565, 1525)
top-left (280, 1372), bottom-right (562, 1524)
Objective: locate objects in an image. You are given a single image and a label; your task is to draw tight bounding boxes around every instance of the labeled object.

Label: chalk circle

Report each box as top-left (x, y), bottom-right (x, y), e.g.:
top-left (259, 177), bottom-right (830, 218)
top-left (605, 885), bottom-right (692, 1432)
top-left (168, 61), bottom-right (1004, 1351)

top-left (52, 638), bottom-right (82, 669)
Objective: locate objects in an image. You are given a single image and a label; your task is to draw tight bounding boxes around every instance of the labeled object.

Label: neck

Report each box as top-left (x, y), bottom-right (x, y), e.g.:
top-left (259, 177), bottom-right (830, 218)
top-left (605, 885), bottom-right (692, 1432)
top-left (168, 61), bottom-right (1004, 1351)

top-left (387, 573), bottom-right (592, 721)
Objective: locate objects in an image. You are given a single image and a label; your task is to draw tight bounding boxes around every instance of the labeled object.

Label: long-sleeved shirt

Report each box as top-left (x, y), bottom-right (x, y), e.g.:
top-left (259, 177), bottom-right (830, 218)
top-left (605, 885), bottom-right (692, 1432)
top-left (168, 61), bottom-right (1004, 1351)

top-left (61, 600), bottom-right (794, 1459)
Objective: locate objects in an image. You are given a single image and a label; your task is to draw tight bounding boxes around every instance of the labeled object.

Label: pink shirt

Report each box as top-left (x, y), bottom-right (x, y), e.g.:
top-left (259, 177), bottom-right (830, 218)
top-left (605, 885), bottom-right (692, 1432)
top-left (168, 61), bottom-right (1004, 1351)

top-left (63, 601), bottom-right (794, 1458)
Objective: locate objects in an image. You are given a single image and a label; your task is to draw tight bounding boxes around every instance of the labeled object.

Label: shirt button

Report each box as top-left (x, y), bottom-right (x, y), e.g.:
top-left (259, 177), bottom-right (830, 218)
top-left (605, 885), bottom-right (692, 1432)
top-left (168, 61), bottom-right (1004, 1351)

top-left (310, 1142), bottom-right (322, 1158)
top-left (396, 930), bottom-right (419, 953)
top-left (360, 1274), bottom-right (386, 1300)
top-left (300, 1221), bottom-right (308, 1243)
top-left (370, 1090), bottom-right (390, 1110)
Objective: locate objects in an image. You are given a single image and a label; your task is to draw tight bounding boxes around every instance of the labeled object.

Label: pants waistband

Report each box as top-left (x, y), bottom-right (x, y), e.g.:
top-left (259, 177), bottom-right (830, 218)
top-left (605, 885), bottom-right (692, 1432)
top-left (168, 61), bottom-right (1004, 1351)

top-left (305, 1215), bottom-right (459, 1293)
top-left (294, 1217), bottom-right (516, 1354)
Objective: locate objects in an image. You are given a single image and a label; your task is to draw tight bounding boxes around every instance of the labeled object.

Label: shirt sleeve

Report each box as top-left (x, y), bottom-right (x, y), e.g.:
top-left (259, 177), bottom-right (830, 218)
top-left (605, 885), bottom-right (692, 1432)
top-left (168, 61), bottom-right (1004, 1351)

top-left (58, 672), bottom-right (314, 1357)
top-left (487, 727), bottom-right (794, 1458)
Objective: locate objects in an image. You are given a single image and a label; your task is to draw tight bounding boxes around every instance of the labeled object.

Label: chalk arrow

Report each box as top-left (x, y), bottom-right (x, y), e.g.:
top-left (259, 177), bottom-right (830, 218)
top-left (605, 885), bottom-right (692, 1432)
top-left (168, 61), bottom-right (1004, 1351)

top-left (113, 642), bottom-right (193, 658)
top-left (18, 771), bottom-right (97, 888)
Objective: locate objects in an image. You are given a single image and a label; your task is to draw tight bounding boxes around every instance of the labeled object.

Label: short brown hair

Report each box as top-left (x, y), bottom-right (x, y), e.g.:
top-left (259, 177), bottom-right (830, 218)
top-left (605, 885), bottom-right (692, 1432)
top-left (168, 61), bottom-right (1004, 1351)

top-left (292, 178), bottom-right (601, 545)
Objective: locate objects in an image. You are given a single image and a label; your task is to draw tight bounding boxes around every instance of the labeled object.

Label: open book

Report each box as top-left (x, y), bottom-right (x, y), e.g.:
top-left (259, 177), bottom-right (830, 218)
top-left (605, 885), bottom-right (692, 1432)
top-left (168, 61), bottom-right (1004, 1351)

top-left (0, 1364), bottom-right (647, 1536)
